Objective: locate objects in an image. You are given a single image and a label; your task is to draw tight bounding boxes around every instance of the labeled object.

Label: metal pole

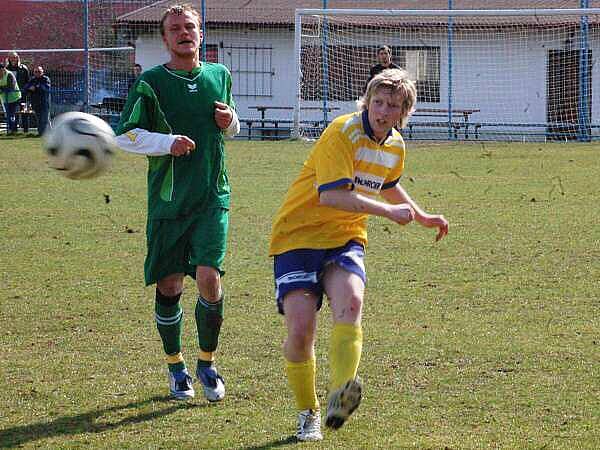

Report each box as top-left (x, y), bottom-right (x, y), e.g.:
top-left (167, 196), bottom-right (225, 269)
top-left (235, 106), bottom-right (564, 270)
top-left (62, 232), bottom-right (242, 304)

top-left (83, 0), bottom-right (90, 112)
top-left (578, 0), bottom-right (590, 141)
top-left (293, 10), bottom-right (301, 138)
top-left (201, 0), bottom-right (206, 61)
top-left (322, 0), bottom-right (330, 129)
top-left (447, 0), bottom-right (454, 139)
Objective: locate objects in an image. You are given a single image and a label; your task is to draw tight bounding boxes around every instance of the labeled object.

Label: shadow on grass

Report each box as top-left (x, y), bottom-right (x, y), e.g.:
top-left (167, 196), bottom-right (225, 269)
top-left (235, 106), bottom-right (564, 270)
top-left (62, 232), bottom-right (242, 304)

top-left (0, 395), bottom-right (209, 448)
top-left (244, 435), bottom-right (298, 449)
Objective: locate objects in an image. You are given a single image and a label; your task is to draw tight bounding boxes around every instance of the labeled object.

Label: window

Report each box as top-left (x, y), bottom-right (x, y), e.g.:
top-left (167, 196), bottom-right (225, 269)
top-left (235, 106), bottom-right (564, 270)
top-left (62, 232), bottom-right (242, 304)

top-left (395, 47), bottom-right (440, 103)
top-left (301, 45), bottom-right (440, 103)
top-left (221, 45), bottom-right (273, 97)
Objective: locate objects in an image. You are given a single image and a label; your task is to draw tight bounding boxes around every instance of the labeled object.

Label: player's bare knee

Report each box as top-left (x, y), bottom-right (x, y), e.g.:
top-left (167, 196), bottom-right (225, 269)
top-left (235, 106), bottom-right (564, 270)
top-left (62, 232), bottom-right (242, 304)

top-left (196, 266), bottom-right (221, 301)
top-left (333, 293), bottom-right (363, 322)
top-left (287, 329), bottom-right (314, 353)
top-left (157, 276), bottom-right (183, 297)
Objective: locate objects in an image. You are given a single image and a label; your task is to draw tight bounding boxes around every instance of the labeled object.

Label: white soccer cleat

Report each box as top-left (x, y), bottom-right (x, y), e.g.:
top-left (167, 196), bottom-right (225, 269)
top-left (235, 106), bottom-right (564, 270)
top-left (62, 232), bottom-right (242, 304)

top-left (325, 377), bottom-right (362, 430)
top-left (168, 369), bottom-right (195, 400)
top-left (196, 365), bottom-right (225, 402)
top-left (296, 409), bottom-right (323, 441)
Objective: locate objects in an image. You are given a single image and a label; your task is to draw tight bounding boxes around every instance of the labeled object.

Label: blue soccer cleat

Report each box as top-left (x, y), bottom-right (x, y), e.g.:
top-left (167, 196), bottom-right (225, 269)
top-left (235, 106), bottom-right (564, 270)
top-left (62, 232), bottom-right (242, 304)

top-left (196, 364), bottom-right (225, 402)
top-left (168, 369), bottom-right (195, 400)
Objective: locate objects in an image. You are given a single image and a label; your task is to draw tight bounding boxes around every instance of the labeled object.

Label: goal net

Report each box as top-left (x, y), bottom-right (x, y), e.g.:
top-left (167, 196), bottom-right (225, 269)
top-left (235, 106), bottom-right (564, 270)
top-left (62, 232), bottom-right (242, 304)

top-left (295, 8), bottom-right (600, 142)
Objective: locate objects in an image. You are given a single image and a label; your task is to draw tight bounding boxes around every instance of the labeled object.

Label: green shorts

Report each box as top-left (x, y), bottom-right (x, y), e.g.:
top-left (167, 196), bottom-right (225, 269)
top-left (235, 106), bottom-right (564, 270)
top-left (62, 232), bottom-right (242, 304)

top-left (144, 208), bottom-right (229, 285)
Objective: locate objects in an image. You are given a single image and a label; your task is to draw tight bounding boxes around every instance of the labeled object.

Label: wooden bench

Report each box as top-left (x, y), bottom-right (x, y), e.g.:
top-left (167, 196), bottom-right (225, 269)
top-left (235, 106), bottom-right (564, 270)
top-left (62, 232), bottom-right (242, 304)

top-left (241, 118), bottom-right (293, 140)
top-left (0, 109), bottom-right (37, 133)
top-left (91, 97), bottom-right (126, 114)
top-left (407, 108), bottom-right (480, 139)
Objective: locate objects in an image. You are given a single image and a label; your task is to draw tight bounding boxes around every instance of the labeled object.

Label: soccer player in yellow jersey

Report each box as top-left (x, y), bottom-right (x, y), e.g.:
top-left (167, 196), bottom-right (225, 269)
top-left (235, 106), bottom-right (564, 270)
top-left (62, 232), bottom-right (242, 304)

top-left (269, 68), bottom-right (449, 441)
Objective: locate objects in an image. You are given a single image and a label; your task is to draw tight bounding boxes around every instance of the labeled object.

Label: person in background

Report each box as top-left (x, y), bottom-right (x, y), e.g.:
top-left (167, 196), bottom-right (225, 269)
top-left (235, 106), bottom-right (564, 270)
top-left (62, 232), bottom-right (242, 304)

top-left (366, 45), bottom-right (400, 89)
top-left (0, 62), bottom-right (22, 134)
top-left (24, 65), bottom-right (51, 136)
top-left (128, 63), bottom-right (143, 91)
top-left (6, 52), bottom-right (30, 130)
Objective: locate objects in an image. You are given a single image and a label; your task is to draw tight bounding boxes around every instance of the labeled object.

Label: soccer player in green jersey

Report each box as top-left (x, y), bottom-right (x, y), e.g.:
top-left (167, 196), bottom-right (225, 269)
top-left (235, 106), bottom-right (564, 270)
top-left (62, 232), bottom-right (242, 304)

top-left (115, 4), bottom-right (240, 402)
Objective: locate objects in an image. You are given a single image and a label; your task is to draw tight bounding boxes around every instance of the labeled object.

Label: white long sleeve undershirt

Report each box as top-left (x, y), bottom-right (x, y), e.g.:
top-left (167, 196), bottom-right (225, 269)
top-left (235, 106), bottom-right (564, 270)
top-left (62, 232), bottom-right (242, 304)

top-left (115, 109), bottom-right (240, 156)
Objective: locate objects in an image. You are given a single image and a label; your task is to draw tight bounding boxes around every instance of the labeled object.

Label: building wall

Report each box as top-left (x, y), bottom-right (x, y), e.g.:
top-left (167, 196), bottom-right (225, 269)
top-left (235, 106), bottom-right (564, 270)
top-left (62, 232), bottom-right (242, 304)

top-left (133, 26), bottom-right (600, 133)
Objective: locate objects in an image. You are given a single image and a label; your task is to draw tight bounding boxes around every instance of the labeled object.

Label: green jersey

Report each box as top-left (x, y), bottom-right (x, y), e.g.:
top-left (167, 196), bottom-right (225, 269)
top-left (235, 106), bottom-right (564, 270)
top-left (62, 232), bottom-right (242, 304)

top-left (117, 63), bottom-right (235, 219)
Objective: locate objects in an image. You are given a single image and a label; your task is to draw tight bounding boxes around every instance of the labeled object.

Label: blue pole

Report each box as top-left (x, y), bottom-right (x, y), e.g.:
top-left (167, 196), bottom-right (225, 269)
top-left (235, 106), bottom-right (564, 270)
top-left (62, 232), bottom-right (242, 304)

top-left (201, 0), bottom-right (206, 61)
top-left (83, 0), bottom-right (89, 112)
top-left (447, 0), bottom-right (454, 139)
top-left (322, 0), bottom-right (330, 128)
top-left (578, 0), bottom-right (590, 141)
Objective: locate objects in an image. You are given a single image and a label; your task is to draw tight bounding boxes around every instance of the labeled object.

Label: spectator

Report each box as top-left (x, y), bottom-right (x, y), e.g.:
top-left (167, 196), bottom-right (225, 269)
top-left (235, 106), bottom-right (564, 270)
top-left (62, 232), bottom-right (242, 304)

top-left (366, 45), bottom-right (400, 89)
top-left (24, 66), bottom-right (51, 136)
top-left (6, 52), bottom-right (30, 129)
top-left (128, 63), bottom-right (143, 90)
top-left (0, 62), bottom-right (22, 134)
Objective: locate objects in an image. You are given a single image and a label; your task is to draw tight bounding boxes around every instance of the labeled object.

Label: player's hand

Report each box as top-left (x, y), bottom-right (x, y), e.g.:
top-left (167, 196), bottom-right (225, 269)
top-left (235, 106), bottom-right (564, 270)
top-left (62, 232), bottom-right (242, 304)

top-left (418, 214), bottom-right (449, 241)
top-left (170, 135), bottom-right (195, 157)
top-left (388, 203), bottom-right (415, 225)
top-left (214, 101), bottom-right (233, 130)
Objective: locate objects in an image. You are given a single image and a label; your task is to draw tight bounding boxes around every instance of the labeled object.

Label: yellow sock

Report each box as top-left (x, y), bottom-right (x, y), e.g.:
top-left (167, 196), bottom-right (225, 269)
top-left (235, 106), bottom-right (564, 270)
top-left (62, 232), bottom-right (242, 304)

top-left (285, 357), bottom-right (319, 411)
top-left (329, 323), bottom-right (363, 392)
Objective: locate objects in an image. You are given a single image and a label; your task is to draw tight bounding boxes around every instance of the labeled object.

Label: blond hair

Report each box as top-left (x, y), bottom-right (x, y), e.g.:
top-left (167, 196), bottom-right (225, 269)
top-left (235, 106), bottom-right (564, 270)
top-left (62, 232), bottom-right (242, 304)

top-left (159, 3), bottom-right (201, 36)
top-left (357, 68), bottom-right (417, 129)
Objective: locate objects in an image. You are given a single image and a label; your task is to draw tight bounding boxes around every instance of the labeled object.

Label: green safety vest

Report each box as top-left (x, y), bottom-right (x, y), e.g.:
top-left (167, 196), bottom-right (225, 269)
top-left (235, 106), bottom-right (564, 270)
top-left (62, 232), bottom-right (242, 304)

top-left (0, 71), bottom-right (22, 104)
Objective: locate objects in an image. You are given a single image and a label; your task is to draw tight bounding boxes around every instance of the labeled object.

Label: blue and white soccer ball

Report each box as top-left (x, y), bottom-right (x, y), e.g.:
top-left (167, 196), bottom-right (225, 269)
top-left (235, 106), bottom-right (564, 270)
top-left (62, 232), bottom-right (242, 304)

top-left (43, 112), bottom-right (116, 180)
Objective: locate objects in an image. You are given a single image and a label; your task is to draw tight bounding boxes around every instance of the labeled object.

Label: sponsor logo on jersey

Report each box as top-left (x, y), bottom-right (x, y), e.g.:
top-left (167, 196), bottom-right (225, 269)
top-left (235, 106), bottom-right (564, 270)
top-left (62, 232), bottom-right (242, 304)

top-left (125, 130), bottom-right (137, 142)
top-left (354, 171), bottom-right (384, 194)
top-left (187, 83), bottom-right (198, 93)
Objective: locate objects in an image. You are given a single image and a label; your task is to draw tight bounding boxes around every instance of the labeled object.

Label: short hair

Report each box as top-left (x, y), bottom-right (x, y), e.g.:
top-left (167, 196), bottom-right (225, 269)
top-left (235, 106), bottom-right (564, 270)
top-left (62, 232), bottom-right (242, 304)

top-left (377, 45), bottom-right (392, 55)
top-left (357, 68), bottom-right (417, 129)
top-left (159, 3), bottom-right (201, 36)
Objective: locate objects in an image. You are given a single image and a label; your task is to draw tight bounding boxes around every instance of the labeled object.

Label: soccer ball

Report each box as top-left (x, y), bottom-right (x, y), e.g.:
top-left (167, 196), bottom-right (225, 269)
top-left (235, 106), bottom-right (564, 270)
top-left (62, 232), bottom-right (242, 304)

top-left (43, 112), bottom-right (117, 180)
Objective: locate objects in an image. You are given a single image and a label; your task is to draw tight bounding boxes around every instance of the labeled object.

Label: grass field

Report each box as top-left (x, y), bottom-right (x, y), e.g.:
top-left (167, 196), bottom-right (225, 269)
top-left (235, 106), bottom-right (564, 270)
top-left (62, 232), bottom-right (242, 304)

top-left (1, 136), bottom-right (599, 449)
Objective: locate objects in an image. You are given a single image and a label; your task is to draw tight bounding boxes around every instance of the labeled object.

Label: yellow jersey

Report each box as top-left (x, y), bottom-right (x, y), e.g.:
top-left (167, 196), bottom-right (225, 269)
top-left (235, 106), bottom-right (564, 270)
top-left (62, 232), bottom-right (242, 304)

top-left (269, 111), bottom-right (406, 256)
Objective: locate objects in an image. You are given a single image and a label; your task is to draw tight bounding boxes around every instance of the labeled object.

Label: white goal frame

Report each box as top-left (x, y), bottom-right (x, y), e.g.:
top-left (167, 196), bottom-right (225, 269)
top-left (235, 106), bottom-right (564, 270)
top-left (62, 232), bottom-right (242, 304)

top-left (293, 8), bottom-right (600, 141)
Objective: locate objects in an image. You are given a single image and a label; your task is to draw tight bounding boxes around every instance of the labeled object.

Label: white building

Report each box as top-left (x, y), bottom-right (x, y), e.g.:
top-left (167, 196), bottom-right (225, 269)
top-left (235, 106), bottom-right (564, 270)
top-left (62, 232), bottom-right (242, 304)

top-left (117, 0), bottom-right (600, 141)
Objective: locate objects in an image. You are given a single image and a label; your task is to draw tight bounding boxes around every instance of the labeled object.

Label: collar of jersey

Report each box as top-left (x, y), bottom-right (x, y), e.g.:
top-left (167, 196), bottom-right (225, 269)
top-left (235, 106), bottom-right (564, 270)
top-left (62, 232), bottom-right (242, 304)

top-left (161, 64), bottom-right (203, 81)
top-left (362, 109), bottom-right (392, 144)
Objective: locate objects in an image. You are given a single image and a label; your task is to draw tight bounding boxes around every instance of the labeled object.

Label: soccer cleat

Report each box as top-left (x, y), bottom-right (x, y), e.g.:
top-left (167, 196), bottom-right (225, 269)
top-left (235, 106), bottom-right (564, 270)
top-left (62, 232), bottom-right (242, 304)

top-left (325, 377), bottom-right (362, 430)
top-left (296, 409), bottom-right (323, 442)
top-left (168, 369), bottom-right (195, 400)
top-left (196, 364), bottom-right (225, 402)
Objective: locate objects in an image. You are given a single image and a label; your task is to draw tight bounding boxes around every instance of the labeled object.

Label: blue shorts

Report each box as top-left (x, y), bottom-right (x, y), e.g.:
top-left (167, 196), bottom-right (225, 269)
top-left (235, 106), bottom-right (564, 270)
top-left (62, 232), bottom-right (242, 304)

top-left (273, 240), bottom-right (366, 315)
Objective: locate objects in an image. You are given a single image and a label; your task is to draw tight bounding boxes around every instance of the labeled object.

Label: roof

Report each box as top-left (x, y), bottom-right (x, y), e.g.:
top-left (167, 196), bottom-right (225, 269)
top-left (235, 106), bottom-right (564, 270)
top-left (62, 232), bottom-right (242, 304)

top-left (117, 0), bottom-right (600, 26)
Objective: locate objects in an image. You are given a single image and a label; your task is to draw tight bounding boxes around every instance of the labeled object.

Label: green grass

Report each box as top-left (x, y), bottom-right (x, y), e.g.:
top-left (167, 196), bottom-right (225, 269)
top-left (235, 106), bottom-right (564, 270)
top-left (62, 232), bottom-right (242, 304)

top-left (1, 135), bottom-right (599, 449)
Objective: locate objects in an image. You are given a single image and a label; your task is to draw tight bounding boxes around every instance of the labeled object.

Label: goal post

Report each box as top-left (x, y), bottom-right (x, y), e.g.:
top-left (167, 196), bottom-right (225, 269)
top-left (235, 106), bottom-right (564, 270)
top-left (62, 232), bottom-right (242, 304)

top-left (294, 7), bottom-right (600, 142)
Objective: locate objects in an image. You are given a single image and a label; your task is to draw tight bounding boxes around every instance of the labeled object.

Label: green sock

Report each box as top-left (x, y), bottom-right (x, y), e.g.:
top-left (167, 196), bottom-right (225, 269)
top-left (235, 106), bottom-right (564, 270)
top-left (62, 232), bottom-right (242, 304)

top-left (155, 290), bottom-right (183, 357)
top-left (195, 294), bottom-right (224, 354)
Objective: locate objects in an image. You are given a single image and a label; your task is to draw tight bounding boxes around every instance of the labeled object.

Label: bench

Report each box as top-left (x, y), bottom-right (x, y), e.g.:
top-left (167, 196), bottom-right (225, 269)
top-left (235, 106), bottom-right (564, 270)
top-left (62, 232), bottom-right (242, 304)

top-left (407, 108), bottom-right (480, 139)
top-left (91, 97), bottom-right (126, 114)
top-left (0, 109), bottom-right (37, 133)
top-left (241, 118), bottom-right (293, 140)
top-left (466, 122), bottom-right (600, 141)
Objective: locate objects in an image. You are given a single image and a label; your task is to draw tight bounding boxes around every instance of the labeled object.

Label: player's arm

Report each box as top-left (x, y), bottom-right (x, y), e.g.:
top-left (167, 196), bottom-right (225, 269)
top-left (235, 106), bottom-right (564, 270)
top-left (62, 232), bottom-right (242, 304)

top-left (115, 79), bottom-right (195, 157)
top-left (116, 129), bottom-right (195, 157)
top-left (380, 183), bottom-right (449, 241)
top-left (319, 187), bottom-right (414, 225)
